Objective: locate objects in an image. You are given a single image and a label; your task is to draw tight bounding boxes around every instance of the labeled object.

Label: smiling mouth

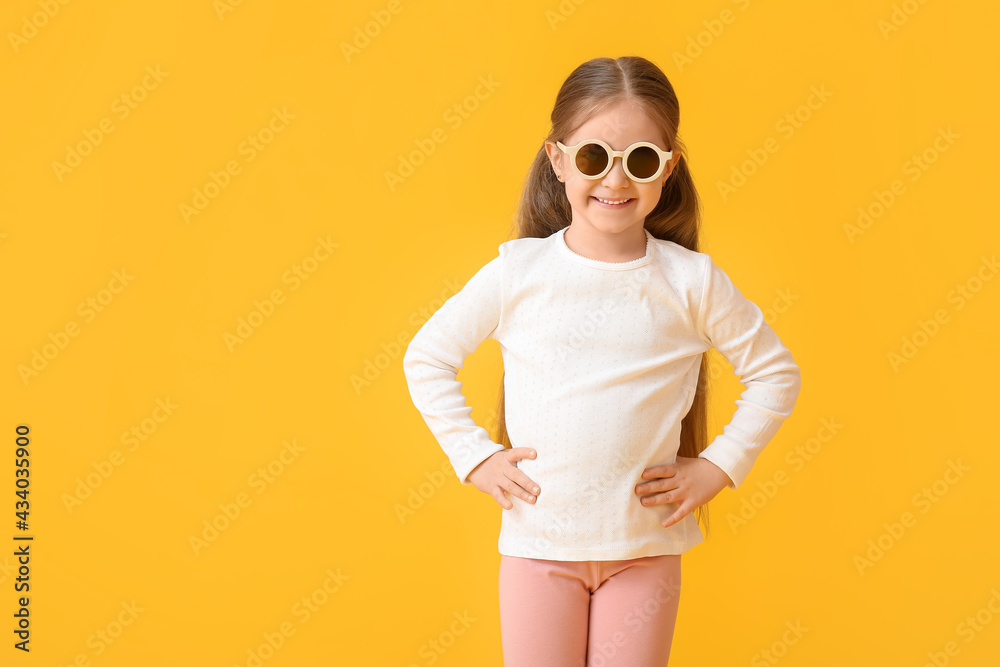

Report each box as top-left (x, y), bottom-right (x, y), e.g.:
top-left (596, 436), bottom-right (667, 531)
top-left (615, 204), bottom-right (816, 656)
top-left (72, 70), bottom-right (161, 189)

top-left (592, 197), bottom-right (634, 206)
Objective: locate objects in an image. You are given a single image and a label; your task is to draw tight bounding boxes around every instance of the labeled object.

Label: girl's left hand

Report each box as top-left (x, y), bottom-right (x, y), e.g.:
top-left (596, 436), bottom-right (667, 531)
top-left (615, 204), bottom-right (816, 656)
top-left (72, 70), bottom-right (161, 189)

top-left (634, 456), bottom-right (732, 528)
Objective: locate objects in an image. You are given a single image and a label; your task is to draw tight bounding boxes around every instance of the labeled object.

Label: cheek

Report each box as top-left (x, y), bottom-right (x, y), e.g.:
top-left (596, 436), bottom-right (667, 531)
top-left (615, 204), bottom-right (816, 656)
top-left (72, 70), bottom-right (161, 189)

top-left (641, 186), bottom-right (664, 206)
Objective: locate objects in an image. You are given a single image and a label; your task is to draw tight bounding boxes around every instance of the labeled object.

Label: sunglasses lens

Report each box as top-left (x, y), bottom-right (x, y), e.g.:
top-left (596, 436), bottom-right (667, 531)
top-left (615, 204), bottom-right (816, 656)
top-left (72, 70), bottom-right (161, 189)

top-left (576, 143), bottom-right (609, 176)
top-left (627, 146), bottom-right (661, 179)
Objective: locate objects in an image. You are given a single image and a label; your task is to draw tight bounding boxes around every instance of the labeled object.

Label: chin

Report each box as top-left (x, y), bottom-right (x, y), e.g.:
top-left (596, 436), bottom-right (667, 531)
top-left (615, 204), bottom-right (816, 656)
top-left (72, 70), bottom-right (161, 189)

top-left (585, 220), bottom-right (643, 235)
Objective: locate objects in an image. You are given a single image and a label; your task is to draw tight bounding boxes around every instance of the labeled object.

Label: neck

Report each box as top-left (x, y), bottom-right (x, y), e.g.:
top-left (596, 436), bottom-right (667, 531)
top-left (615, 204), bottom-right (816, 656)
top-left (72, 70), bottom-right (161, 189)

top-left (563, 224), bottom-right (647, 263)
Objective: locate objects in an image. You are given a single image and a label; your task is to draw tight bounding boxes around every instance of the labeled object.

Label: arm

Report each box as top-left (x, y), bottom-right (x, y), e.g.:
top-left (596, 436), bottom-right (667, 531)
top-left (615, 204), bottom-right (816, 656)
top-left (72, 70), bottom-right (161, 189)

top-left (694, 254), bottom-right (802, 490)
top-left (402, 252), bottom-right (505, 485)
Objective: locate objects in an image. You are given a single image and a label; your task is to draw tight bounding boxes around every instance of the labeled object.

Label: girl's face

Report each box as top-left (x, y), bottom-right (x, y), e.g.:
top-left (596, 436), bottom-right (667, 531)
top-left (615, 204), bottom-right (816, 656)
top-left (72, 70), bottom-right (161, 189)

top-left (544, 100), bottom-right (679, 244)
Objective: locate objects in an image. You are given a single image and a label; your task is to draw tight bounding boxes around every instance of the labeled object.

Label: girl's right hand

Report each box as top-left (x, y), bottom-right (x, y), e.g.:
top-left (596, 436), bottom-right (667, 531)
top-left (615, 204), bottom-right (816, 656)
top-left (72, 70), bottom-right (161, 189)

top-left (467, 448), bottom-right (541, 510)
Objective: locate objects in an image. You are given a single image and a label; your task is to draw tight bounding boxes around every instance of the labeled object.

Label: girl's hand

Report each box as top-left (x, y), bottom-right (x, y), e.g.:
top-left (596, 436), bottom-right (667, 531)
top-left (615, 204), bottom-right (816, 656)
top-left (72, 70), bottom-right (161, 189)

top-left (467, 448), bottom-right (541, 510)
top-left (634, 456), bottom-right (732, 528)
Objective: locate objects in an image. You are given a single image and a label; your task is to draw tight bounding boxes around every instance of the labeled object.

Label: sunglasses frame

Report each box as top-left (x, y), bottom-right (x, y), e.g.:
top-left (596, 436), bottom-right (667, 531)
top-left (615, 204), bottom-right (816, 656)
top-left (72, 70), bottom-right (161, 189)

top-left (555, 138), bottom-right (674, 183)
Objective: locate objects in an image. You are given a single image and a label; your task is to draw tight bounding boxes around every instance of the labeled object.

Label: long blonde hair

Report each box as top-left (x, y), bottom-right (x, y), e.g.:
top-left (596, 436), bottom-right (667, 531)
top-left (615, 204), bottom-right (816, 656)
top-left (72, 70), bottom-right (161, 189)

top-left (490, 55), bottom-right (715, 534)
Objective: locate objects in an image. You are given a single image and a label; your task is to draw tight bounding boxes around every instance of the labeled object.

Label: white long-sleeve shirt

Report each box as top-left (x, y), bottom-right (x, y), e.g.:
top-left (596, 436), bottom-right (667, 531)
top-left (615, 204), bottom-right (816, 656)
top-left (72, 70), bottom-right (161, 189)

top-left (402, 225), bottom-right (802, 560)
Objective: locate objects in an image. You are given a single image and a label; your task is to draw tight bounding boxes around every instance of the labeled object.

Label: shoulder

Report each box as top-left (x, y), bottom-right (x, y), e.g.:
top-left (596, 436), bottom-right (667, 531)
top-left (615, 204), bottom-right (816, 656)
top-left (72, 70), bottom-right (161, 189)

top-left (646, 235), bottom-right (712, 284)
top-left (495, 231), bottom-right (561, 265)
top-left (498, 233), bottom-right (556, 252)
top-left (458, 234), bottom-right (556, 287)
top-left (646, 234), bottom-right (705, 261)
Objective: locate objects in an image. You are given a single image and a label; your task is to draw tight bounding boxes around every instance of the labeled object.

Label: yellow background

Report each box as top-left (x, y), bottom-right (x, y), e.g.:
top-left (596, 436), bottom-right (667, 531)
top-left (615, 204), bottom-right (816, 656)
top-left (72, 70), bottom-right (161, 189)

top-left (2, 0), bottom-right (998, 665)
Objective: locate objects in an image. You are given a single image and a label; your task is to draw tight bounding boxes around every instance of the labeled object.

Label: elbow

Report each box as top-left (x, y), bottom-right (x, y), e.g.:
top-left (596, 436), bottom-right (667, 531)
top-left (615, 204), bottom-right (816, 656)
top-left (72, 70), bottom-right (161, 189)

top-left (764, 354), bottom-right (802, 410)
top-left (785, 359), bottom-right (803, 407)
top-left (775, 345), bottom-right (802, 393)
top-left (401, 332), bottom-right (423, 382)
top-left (401, 333), bottom-right (443, 384)
top-left (401, 338), bottom-right (420, 383)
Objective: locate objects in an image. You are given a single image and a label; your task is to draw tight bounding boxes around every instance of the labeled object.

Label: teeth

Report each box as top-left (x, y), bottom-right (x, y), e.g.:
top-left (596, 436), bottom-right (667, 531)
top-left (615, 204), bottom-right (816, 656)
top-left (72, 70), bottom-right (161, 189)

top-left (596, 197), bottom-right (631, 205)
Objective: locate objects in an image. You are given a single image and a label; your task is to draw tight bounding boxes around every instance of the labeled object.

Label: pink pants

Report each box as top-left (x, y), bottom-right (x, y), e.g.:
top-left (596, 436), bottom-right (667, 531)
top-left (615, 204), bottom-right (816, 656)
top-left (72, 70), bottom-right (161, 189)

top-left (498, 554), bottom-right (682, 667)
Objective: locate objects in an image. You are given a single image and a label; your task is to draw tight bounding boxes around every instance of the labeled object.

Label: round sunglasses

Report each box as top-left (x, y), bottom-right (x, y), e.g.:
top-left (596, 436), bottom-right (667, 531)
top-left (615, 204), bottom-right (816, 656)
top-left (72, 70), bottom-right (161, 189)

top-left (555, 139), bottom-right (673, 183)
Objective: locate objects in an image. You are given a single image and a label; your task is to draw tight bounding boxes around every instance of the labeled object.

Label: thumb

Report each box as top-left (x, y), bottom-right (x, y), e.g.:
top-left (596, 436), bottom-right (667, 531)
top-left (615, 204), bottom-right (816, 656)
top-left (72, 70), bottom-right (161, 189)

top-left (508, 447), bottom-right (537, 463)
top-left (661, 500), bottom-right (693, 529)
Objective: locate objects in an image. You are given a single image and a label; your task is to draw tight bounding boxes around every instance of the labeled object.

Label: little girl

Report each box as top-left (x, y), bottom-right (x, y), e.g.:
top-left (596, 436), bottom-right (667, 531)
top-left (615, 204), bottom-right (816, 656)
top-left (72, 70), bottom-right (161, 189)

top-left (402, 55), bottom-right (802, 667)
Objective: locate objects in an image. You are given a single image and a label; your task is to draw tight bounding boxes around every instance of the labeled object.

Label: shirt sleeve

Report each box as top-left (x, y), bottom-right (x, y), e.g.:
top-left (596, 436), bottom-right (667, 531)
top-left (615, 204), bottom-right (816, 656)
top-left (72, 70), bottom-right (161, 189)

top-left (694, 254), bottom-right (802, 490)
top-left (402, 251), bottom-right (506, 486)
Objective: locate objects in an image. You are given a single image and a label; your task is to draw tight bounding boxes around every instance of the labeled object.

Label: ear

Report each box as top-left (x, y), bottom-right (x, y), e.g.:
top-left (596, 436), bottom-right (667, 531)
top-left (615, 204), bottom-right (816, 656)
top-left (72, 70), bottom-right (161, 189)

top-left (663, 152), bottom-right (682, 185)
top-left (544, 141), bottom-right (564, 181)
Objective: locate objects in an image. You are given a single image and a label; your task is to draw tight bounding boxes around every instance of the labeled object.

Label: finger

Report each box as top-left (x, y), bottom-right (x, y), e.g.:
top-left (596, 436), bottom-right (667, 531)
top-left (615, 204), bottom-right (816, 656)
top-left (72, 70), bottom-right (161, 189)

top-left (640, 464), bottom-right (675, 479)
top-left (661, 501), bottom-right (693, 528)
top-left (501, 478), bottom-right (536, 503)
top-left (639, 488), bottom-right (676, 506)
top-left (636, 472), bottom-right (683, 494)
top-left (635, 477), bottom-right (678, 495)
top-left (496, 489), bottom-right (513, 510)
top-left (510, 470), bottom-right (541, 497)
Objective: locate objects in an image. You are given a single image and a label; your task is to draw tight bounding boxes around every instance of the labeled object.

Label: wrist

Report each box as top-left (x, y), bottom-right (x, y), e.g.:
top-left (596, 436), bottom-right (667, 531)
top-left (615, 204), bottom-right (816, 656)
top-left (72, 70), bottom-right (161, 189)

top-left (699, 457), bottom-right (732, 488)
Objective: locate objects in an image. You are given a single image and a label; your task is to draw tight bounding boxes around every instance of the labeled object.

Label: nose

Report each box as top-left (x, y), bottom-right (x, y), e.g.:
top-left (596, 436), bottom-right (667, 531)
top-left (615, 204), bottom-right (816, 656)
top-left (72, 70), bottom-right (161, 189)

top-left (601, 156), bottom-right (631, 188)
